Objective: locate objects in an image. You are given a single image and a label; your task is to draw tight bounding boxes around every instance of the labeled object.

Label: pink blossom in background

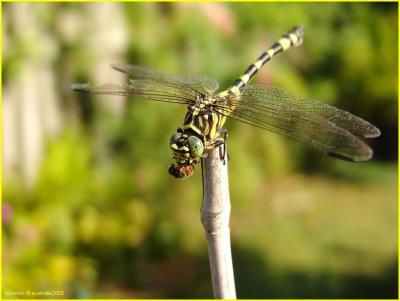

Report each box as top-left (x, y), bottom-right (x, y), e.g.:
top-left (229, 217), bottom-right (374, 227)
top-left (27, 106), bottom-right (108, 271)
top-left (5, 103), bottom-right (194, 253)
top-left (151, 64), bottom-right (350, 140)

top-left (200, 3), bottom-right (236, 37)
top-left (2, 202), bottom-right (13, 225)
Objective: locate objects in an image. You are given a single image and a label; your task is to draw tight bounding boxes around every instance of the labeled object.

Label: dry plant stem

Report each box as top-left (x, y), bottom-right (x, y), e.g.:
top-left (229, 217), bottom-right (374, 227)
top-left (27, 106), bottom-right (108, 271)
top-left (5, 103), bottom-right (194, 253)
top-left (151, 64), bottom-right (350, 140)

top-left (201, 146), bottom-right (236, 299)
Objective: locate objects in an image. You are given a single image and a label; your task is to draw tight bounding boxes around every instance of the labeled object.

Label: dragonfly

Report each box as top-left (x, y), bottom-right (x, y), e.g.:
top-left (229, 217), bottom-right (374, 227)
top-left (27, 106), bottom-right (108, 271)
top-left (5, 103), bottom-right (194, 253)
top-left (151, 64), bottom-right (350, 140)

top-left (72, 26), bottom-right (380, 179)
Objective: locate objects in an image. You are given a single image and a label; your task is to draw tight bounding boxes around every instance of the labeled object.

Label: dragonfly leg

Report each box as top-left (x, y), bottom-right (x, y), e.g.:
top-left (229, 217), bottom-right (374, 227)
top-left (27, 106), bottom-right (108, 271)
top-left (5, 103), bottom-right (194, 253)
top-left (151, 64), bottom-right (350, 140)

top-left (205, 128), bottom-right (228, 164)
top-left (217, 129), bottom-right (229, 164)
top-left (221, 130), bottom-right (230, 163)
top-left (206, 137), bottom-right (225, 150)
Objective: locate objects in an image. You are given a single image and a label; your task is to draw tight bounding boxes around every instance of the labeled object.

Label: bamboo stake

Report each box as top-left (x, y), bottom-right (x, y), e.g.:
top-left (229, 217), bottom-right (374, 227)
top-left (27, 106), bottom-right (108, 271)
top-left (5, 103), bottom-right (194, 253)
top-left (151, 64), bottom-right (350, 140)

top-left (201, 145), bottom-right (236, 299)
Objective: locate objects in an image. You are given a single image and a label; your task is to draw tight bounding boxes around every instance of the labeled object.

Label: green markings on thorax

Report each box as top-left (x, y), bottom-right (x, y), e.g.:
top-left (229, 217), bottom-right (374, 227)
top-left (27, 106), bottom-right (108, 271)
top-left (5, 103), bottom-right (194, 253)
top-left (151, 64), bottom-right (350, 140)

top-left (182, 95), bottom-right (225, 144)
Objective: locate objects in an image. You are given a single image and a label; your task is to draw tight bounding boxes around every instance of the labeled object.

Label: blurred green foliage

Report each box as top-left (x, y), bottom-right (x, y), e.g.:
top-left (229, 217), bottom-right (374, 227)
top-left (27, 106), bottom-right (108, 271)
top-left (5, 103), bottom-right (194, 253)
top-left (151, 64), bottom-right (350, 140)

top-left (3, 2), bottom-right (397, 298)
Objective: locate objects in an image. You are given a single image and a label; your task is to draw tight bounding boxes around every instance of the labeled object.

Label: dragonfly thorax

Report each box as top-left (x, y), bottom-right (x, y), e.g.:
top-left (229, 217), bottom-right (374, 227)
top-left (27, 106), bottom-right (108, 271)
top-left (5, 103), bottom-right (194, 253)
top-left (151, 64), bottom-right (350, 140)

top-left (188, 95), bottom-right (215, 116)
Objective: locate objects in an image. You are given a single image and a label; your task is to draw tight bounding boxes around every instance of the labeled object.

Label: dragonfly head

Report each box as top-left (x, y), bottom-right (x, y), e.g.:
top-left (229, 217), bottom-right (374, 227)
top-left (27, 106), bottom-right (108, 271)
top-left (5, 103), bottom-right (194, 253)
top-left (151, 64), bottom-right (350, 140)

top-left (168, 132), bottom-right (204, 178)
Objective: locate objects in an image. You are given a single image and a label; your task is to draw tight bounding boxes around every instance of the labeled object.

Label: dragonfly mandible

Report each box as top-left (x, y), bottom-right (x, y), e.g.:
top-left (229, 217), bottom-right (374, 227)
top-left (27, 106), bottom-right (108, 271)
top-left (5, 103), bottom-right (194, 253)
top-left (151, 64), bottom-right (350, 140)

top-left (72, 26), bottom-right (380, 179)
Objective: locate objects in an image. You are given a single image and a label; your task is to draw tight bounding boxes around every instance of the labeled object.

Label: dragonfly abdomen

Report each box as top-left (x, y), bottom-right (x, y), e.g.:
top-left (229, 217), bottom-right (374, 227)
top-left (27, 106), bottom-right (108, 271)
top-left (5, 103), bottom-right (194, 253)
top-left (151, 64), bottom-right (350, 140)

top-left (225, 26), bottom-right (304, 96)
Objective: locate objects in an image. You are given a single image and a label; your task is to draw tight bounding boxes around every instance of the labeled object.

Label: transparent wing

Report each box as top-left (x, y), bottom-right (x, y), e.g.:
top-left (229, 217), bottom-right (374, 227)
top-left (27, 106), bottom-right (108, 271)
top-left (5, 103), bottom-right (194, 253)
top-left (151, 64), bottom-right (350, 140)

top-left (71, 79), bottom-right (195, 105)
top-left (235, 85), bottom-right (380, 138)
top-left (112, 63), bottom-right (219, 94)
top-left (213, 85), bottom-right (380, 161)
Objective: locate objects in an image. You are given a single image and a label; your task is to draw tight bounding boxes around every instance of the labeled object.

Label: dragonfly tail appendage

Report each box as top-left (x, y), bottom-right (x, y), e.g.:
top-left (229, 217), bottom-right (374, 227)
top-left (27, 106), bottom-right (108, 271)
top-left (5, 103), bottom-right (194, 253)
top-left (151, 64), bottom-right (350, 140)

top-left (223, 25), bottom-right (304, 97)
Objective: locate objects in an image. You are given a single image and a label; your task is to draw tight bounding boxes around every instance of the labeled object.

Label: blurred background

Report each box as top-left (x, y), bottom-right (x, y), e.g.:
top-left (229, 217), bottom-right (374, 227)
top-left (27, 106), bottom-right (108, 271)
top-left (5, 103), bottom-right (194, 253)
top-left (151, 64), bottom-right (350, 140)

top-left (2, 2), bottom-right (397, 299)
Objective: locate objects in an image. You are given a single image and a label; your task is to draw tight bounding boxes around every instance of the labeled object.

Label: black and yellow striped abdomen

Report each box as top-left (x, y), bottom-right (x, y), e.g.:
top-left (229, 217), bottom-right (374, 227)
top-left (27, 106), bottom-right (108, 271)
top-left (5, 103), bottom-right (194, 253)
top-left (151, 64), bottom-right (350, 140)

top-left (220, 25), bottom-right (304, 98)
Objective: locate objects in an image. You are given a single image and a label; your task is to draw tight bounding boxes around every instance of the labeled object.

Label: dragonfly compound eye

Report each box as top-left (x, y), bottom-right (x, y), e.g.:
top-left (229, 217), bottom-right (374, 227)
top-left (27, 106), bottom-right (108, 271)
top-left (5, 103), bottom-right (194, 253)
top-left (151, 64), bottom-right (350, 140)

top-left (169, 132), bottom-right (182, 146)
top-left (187, 136), bottom-right (204, 158)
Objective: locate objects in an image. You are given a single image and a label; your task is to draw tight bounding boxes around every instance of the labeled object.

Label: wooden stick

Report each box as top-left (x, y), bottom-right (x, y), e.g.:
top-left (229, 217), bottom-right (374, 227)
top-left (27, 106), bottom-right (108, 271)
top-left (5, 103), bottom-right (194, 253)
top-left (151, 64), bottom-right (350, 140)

top-left (201, 146), bottom-right (236, 299)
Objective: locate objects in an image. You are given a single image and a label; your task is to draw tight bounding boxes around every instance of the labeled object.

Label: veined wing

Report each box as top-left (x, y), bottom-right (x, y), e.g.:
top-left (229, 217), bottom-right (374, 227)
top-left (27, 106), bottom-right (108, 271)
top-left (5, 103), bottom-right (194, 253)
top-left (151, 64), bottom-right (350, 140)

top-left (213, 84), bottom-right (380, 161)
top-left (112, 63), bottom-right (219, 95)
top-left (71, 79), bottom-right (196, 105)
top-left (234, 85), bottom-right (380, 138)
